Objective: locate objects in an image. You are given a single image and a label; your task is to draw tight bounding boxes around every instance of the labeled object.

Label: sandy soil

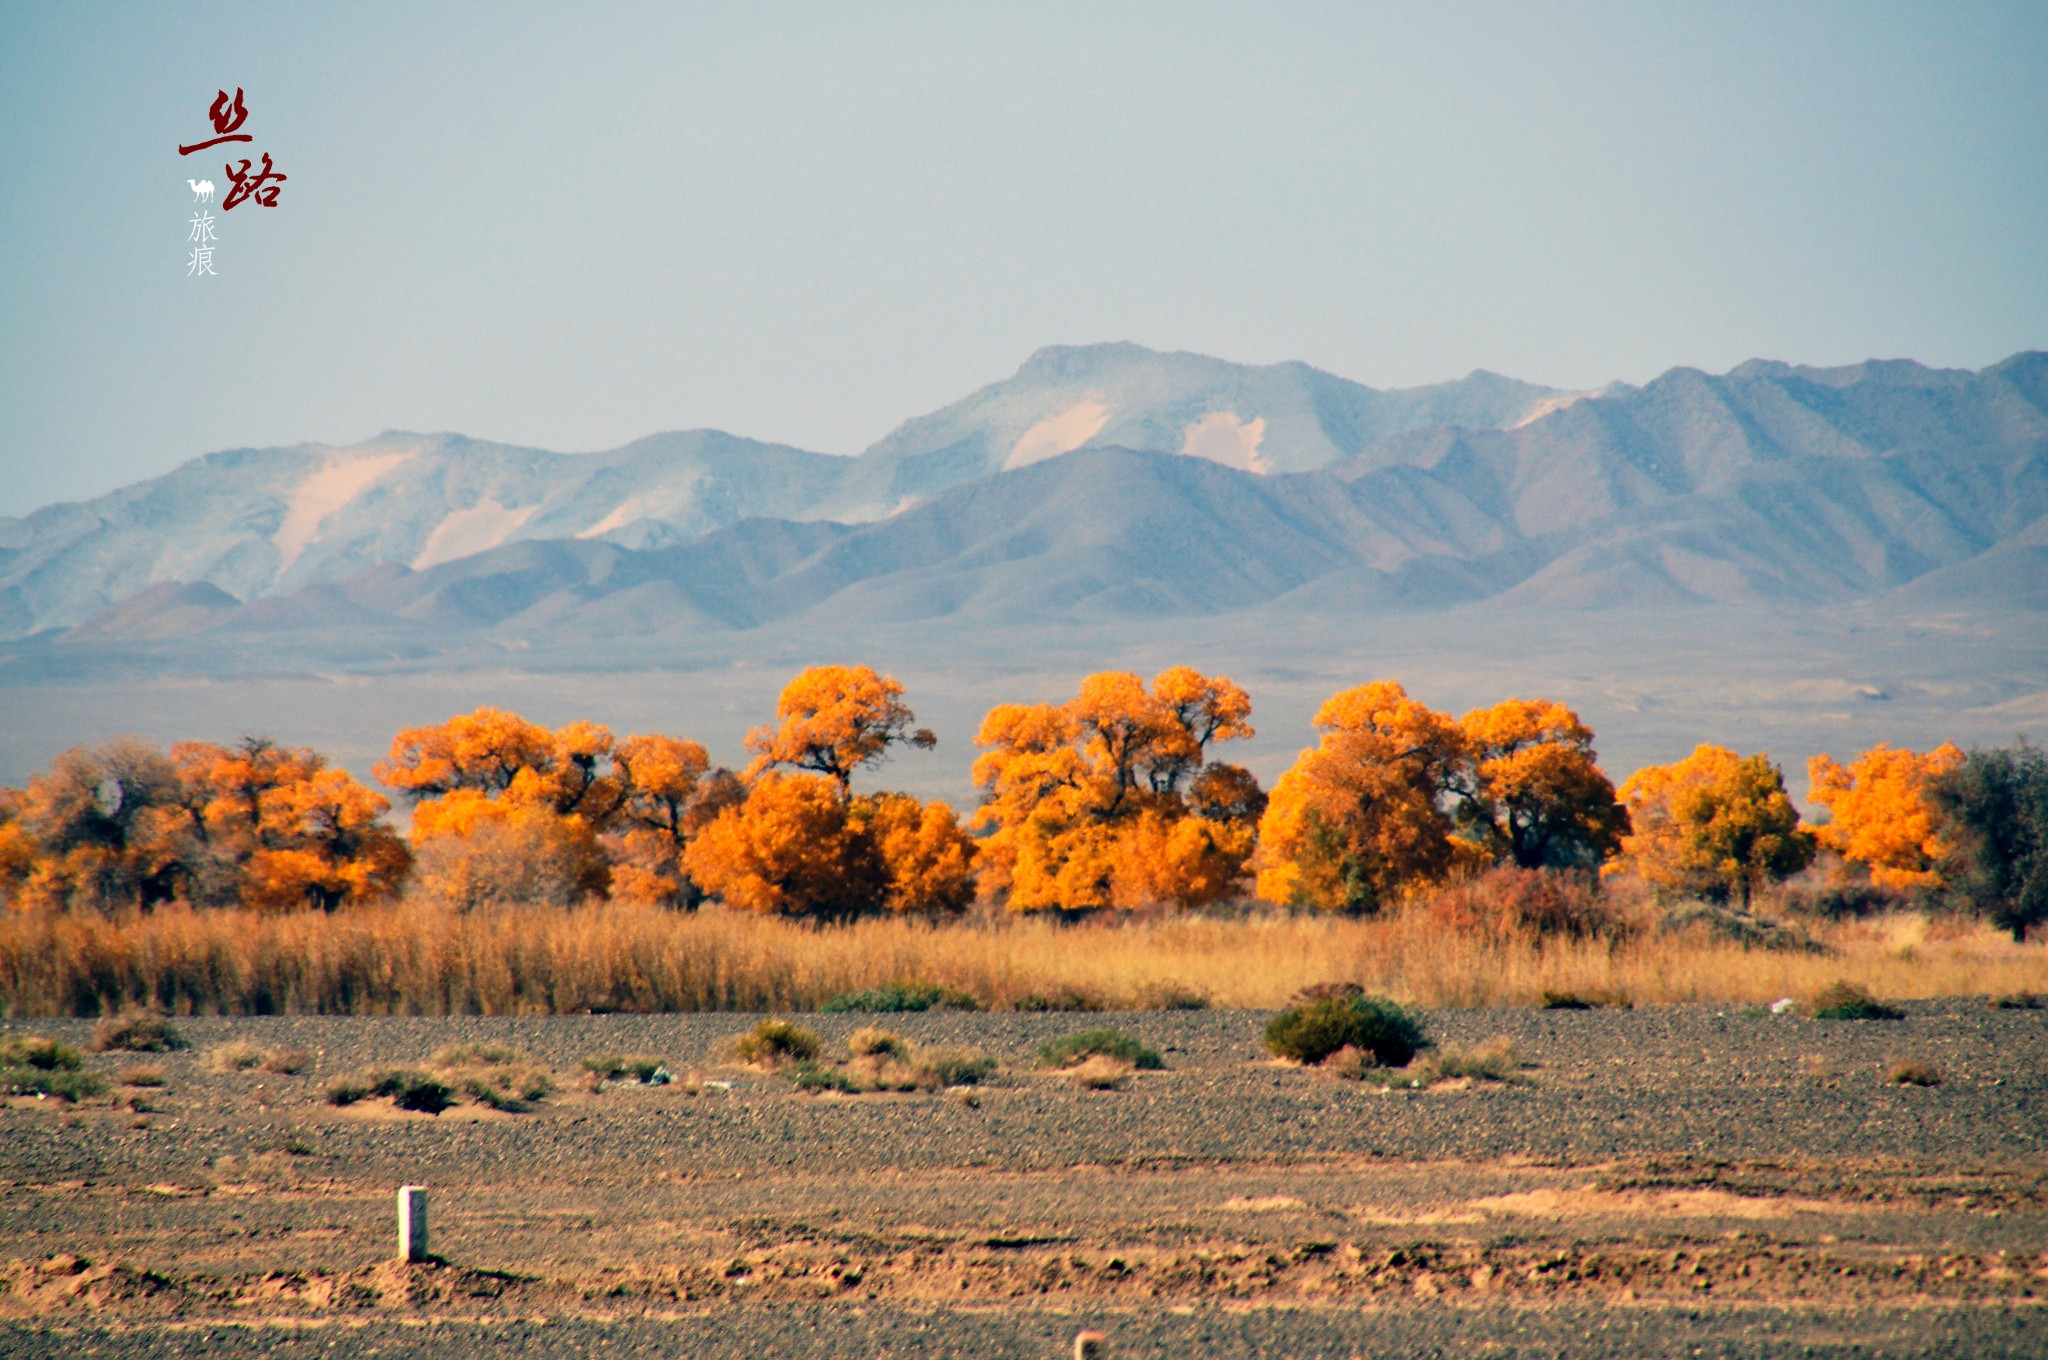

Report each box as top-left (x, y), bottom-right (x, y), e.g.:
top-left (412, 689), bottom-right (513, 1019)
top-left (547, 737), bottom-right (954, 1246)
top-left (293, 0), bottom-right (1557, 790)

top-left (2, 1002), bottom-right (2044, 1357)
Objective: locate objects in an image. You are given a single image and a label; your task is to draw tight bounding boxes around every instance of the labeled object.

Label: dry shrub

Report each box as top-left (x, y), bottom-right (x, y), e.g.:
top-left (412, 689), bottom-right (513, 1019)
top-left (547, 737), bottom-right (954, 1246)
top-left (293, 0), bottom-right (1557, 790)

top-left (1991, 992), bottom-right (2043, 1010)
top-left (325, 1068), bottom-right (452, 1114)
top-left (1037, 1028), bottom-right (1163, 1070)
top-left (1425, 868), bottom-right (1626, 943)
top-left (580, 1053), bottom-right (669, 1089)
top-left (206, 1042), bottom-right (267, 1073)
top-left (91, 1013), bottom-right (188, 1053)
top-left (1810, 980), bottom-right (1903, 1020)
top-left (1417, 1036), bottom-right (1524, 1083)
top-left (1887, 1059), bottom-right (1942, 1086)
top-left (261, 1048), bottom-right (312, 1075)
top-left (1066, 1055), bottom-right (1134, 1090)
top-left (408, 812), bottom-right (609, 911)
top-left (115, 1064), bottom-right (166, 1087)
top-left (847, 1027), bottom-right (909, 1059)
top-left (1539, 989), bottom-right (1632, 1010)
top-left (734, 1019), bottom-right (820, 1067)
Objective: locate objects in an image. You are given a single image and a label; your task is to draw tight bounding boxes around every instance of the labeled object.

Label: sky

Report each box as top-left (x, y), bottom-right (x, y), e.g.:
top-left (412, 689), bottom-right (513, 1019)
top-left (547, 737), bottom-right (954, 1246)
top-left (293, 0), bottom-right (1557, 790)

top-left (1, 2), bottom-right (2044, 518)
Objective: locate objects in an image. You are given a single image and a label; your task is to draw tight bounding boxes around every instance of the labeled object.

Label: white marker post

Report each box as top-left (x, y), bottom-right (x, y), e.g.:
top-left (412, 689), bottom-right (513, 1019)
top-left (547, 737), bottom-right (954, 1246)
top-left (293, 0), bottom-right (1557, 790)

top-left (398, 1185), bottom-right (429, 1263)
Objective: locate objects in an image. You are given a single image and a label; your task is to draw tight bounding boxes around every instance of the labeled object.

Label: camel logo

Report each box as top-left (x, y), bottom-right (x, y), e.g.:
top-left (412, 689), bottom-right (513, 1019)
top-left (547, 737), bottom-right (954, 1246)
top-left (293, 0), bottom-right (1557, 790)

top-left (187, 178), bottom-right (216, 204)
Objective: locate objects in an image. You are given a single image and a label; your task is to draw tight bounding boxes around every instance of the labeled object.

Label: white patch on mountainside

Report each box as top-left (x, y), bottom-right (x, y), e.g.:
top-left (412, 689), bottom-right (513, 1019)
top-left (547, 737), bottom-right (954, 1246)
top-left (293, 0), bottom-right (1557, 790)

top-left (1180, 411), bottom-right (1269, 473)
top-left (1004, 399), bottom-right (1111, 469)
top-left (412, 497), bottom-right (541, 570)
top-left (578, 497), bottom-right (655, 540)
top-left (273, 449), bottom-right (413, 571)
top-left (1511, 391), bottom-right (1594, 428)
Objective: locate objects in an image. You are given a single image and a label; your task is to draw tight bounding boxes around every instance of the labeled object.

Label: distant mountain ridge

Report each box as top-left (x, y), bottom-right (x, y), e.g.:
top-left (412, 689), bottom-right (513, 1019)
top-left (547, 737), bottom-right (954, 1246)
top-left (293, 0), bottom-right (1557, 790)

top-left (3, 345), bottom-right (2044, 653)
top-left (0, 344), bottom-right (1575, 639)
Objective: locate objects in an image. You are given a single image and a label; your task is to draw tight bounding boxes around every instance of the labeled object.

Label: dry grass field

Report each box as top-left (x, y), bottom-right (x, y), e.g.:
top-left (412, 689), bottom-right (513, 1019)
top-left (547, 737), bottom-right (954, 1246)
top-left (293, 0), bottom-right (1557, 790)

top-left (1, 1000), bottom-right (2046, 1357)
top-left (2, 904), bottom-right (2043, 1017)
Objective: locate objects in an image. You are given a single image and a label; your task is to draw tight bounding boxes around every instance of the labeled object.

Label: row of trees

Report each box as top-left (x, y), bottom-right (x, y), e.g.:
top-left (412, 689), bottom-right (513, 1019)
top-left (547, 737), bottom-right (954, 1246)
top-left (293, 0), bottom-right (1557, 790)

top-left (2, 666), bottom-right (2042, 936)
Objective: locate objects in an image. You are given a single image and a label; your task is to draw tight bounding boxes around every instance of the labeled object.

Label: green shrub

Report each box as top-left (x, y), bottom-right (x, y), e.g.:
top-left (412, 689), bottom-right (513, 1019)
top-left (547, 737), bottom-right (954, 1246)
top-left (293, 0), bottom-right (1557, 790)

top-left (580, 1052), bottom-right (668, 1083)
top-left (1810, 981), bottom-right (1903, 1020)
top-left (822, 982), bottom-right (980, 1013)
top-left (1265, 993), bottom-right (1426, 1067)
top-left (0, 1035), bottom-right (85, 1071)
top-left (91, 1013), bottom-right (188, 1053)
top-left (918, 1046), bottom-right (997, 1088)
top-left (1, 1063), bottom-right (106, 1103)
top-left (1990, 991), bottom-right (2043, 1010)
top-left (1037, 1028), bottom-right (1163, 1071)
top-left (325, 1067), bottom-right (454, 1114)
top-left (734, 1019), bottom-right (821, 1066)
top-left (457, 1067), bottom-right (556, 1111)
top-left (1417, 1036), bottom-right (1524, 1083)
top-left (790, 1061), bottom-right (859, 1093)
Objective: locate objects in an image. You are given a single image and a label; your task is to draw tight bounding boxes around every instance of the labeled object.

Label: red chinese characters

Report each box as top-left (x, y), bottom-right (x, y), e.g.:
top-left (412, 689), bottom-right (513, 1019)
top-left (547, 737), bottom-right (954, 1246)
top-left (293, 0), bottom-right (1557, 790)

top-left (178, 88), bottom-right (285, 209)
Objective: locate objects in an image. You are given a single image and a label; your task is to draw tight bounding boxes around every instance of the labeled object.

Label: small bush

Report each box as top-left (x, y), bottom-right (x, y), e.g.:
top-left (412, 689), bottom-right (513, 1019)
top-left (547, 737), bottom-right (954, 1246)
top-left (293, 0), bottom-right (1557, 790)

top-left (918, 1046), bottom-right (997, 1088)
top-left (116, 1064), bottom-right (166, 1088)
top-left (1810, 981), bottom-right (1903, 1020)
top-left (1013, 986), bottom-right (1107, 1013)
top-left (431, 1042), bottom-right (522, 1068)
top-left (0, 1035), bottom-right (84, 1071)
top-left (0, 1064), bottom-right (106, 1102)
top-left (1134, 982), bottom-right (1210, 1011)
top-left (1990, 992), bottom-right (2044, 1010)
top-left (261, 1048), bottom-right (313, 1075)
top-left (790, 1061), bottom-right (859, 1094)
top-left (1265, 994), bottom-right (1425, 1067)
top-left (1539, 989), bottom-right (1632, 1011)
top-left (821, 982), bottom-right (980, 1013)
top-left (456, 1066), bottom-right (556, 1111)
top-left (580, 1052), bottom-right (669, 1085)
top-left (847, 1027), bottom-right (910, 1060)
top-left (1418, 1036), bottom-right (1524, 1083)
top-left (325, 1067), bottom-right (454, 1114)
top-left (1067, 1055), bottom-right (1135, 1090)
top-left (1037, 1028), bottom-right (1163, 1071)
top-left (1888, 1059), bottom-right (1942, 1087)
top-left (207, 1042), bottom-right (267, 1074)
top-left (734, 1019), bottom-right (821, 1067)
top-left (91, 1013), bottom-right (188, 1053)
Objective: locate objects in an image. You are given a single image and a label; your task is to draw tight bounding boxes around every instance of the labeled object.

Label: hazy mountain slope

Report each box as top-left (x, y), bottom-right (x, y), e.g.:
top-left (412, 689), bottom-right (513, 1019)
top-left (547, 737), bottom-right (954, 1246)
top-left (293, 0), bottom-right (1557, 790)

top-left (8, 349), bottom-right (2043, 651)
top-left (0, 345), bottom-right (1572, 641)
top-left (856, 342), bottom-right (1573, 494)
top-left (0, 430), bottom-right (865, 639)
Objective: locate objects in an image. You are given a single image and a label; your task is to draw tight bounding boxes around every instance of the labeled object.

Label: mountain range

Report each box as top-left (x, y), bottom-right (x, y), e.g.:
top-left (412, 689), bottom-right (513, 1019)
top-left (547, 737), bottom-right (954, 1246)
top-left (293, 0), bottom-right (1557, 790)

top-left (3, 342), bottom-right (2044, 667)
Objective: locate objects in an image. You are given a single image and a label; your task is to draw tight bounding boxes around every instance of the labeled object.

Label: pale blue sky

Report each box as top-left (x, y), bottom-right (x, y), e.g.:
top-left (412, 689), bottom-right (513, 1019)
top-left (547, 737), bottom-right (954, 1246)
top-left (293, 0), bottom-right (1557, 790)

top-left (2, 1), bottom-right (2043, 517)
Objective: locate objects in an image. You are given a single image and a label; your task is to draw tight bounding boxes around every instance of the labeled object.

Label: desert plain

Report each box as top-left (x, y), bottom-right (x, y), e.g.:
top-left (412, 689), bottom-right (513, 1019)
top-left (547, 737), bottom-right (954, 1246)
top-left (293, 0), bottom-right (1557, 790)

top-left (1, 1002), bottom-right (2044, 1358)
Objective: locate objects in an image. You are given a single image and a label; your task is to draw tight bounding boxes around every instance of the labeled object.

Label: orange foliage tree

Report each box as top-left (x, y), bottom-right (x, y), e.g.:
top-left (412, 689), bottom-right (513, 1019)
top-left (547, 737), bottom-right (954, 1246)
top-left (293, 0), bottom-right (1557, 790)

top-left (1807, 742), bottom-right (1964, 891)
top-left (1254, 681), bottom-right (1468, 913)
top-left (1615, 745), bottom-right (1814, 907)
top-left (744, 664), bottom-right (935, 795)
top-left (685, 669), bottom-right (972, 919)
top-left (1451, 698), bottom-right (1627, 871)
top-left (606, 734), bottom-right (743, 907)
top-left (972, 667), bottom-right (1260, 914)
top-left (0, 736), bottom-right (407, 913)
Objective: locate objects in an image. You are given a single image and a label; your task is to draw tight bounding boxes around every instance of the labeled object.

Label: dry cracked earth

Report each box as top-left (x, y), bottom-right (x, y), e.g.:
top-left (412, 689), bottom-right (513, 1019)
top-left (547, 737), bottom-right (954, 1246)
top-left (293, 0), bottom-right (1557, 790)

top-left (1, 1002), bottom-right (2044, 1358)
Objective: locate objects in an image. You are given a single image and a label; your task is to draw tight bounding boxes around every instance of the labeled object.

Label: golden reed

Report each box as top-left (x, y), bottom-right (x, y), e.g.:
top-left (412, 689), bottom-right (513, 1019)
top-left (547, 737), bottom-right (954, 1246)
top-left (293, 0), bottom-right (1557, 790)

top-left (0, 905), bottom-right (2039, 1016)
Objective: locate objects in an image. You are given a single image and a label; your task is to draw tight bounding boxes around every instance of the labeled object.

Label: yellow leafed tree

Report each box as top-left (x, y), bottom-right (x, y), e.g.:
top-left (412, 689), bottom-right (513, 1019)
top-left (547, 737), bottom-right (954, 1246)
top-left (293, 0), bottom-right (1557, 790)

top-left (1615, 744), bottom-right (1814, 908)
top-left (1807, 742), bottom-right (1964, 891)
top-left (1254, 680), bottom-right (1469, 913)
top-left (744, 665), bottom-right (936, 795)
top-left (1453, 697), bottom-right (1627, 871)
top-left (972, 668), bottom-right (1259, 914)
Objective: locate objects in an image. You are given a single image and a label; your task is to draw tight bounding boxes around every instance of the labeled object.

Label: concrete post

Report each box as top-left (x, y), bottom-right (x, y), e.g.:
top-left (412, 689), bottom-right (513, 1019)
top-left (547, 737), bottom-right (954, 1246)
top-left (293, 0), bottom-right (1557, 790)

top-left (398, 1185), bottom-right (428, 1262)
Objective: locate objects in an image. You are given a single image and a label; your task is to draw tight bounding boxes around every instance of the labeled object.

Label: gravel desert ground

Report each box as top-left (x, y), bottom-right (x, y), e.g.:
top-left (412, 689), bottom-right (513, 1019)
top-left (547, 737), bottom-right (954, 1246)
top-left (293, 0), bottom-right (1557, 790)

top-left (2, 1003), bottom-right (2044, 1358)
